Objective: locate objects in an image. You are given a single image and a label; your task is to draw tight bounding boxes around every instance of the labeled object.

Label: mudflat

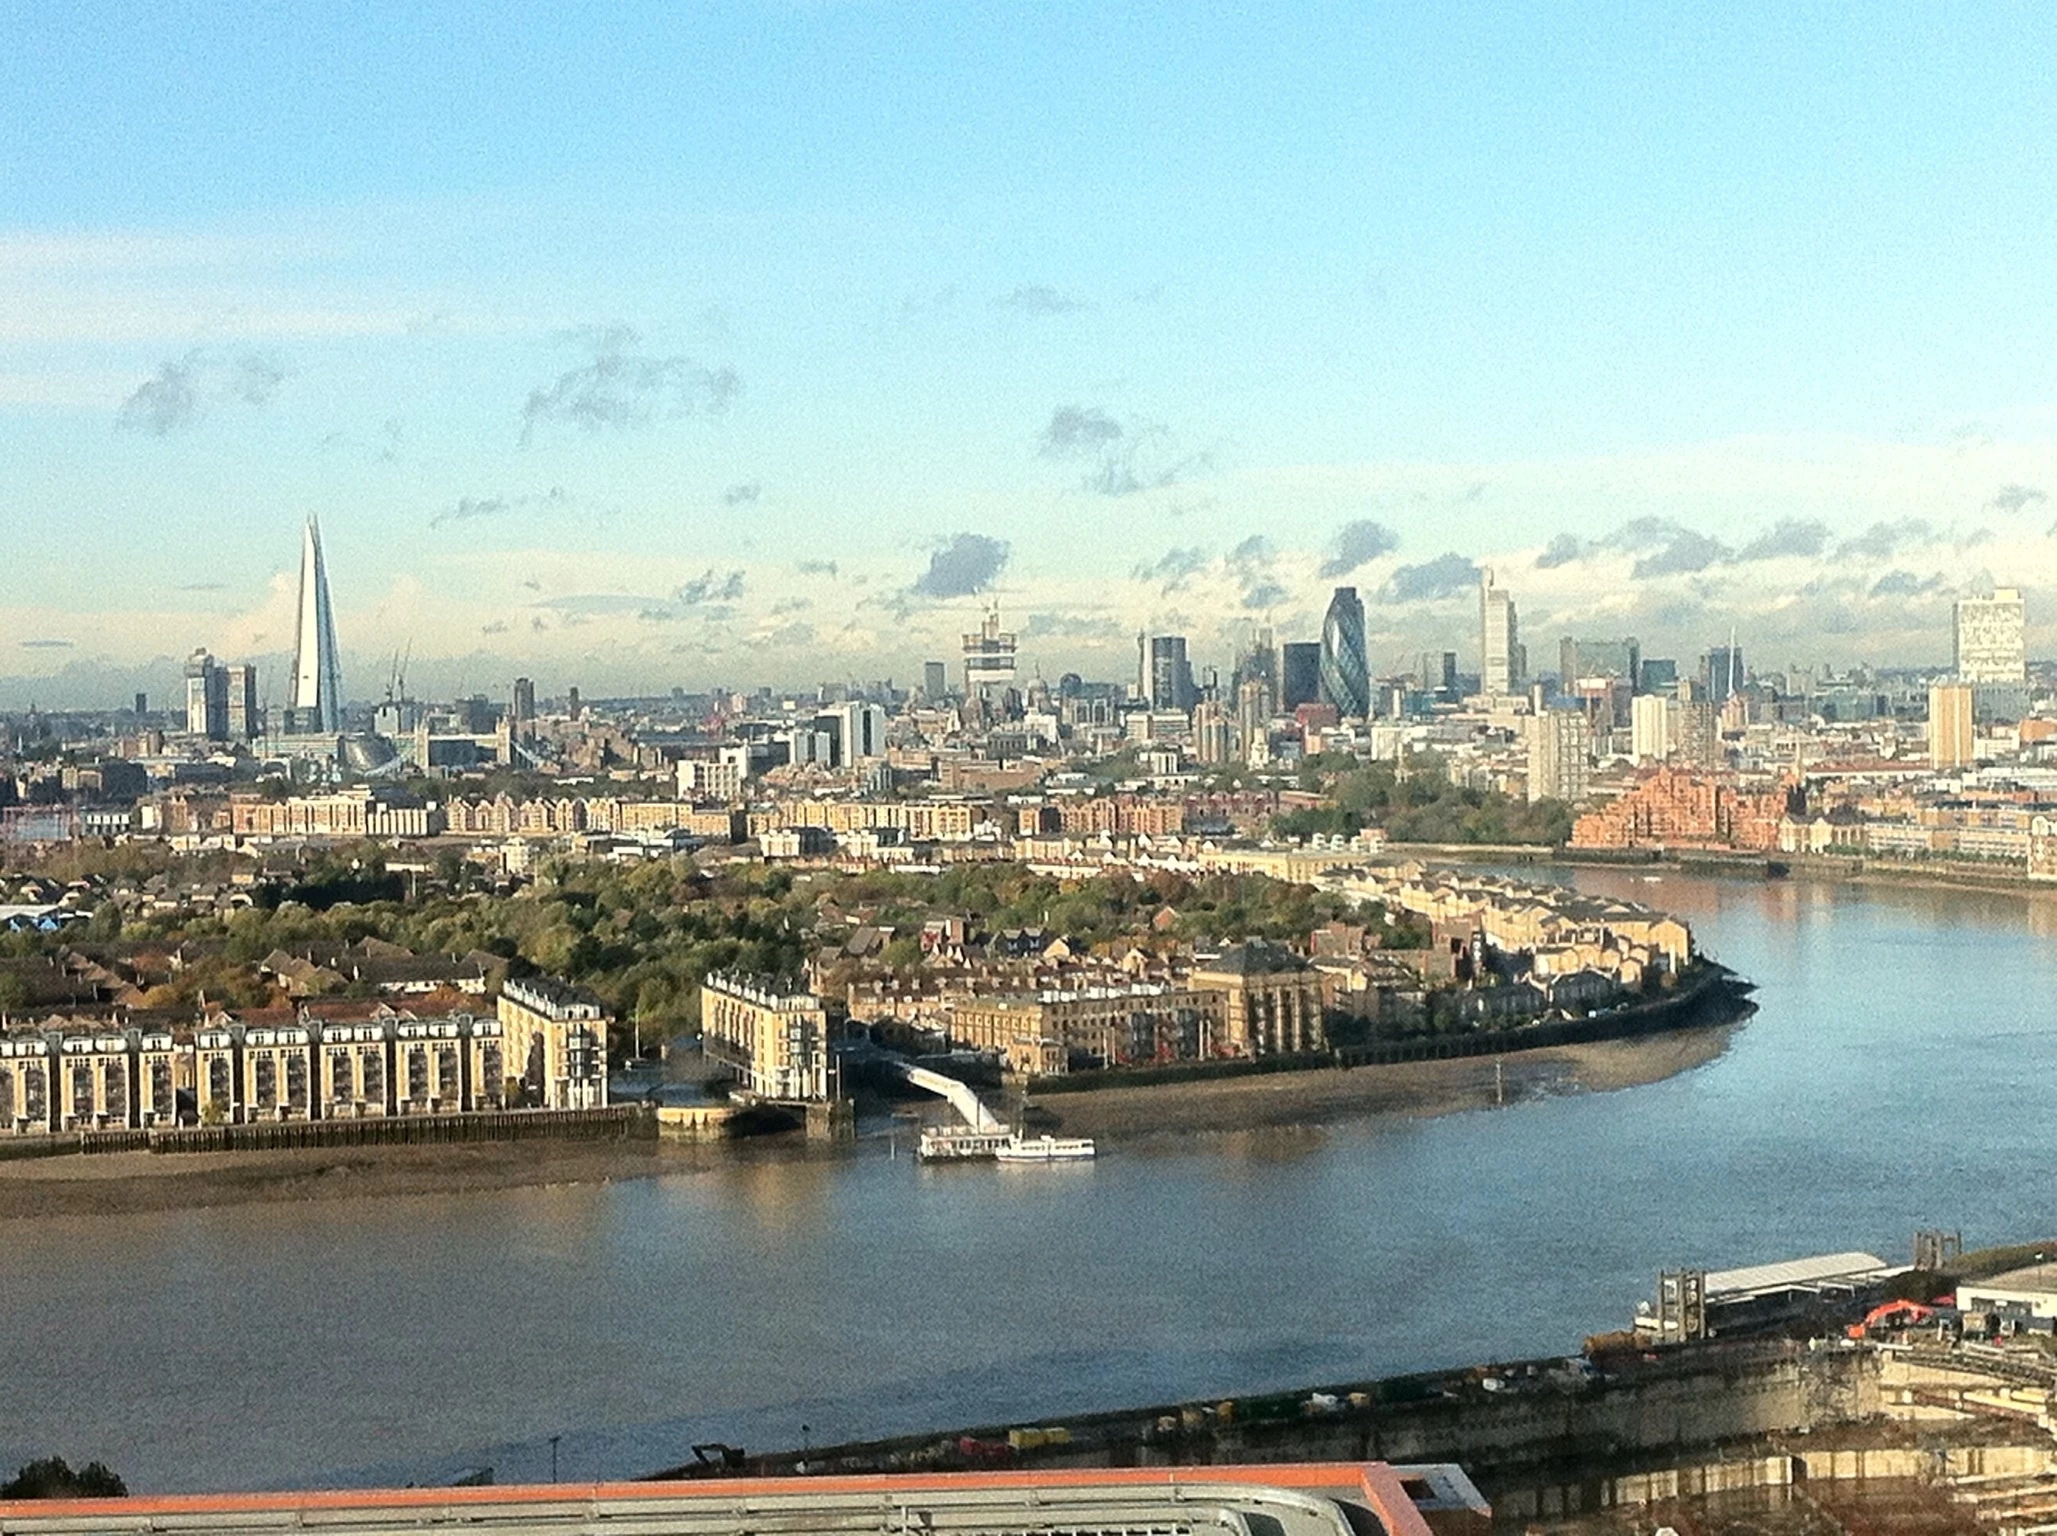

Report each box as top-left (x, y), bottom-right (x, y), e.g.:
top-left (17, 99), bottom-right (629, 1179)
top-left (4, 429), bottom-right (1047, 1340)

top-left (1030, 1023), bottom-right (1738, 1142)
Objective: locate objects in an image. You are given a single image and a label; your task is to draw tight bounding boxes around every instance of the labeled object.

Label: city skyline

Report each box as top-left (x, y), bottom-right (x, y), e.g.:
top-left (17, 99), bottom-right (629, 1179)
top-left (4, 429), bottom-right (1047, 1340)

top-left (9, 6), bottom-right (2057, 704)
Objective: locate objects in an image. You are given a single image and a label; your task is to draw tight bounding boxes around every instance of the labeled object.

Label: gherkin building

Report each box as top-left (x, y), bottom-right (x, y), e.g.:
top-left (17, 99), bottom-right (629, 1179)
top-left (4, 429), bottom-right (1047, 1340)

top-left (1319, 585), bottom-right (1369, 718)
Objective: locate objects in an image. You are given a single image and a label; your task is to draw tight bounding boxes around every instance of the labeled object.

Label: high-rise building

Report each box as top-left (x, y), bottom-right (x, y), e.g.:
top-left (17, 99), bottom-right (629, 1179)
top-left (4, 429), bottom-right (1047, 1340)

top-left (1630, 693), bottom-right (1673, 763)
top-left (1930, 682), bottom-right (1976, 770)
top-left (512, 677), bottom-right (536, 726)
top-left (1954, 588), bottom-right (2027, 684)
top-left (1671, 682), bottom-right (1721, 769)
top-left (1233, 627), bottom-right (1276, 695)
top-left (922, 660), bottom-right (948, 700)
top-left (290, 515), bottom-right (345, 733)
top-left (1149, 635), bottom-right (1196, 712)
top-left (1193, 699), bottom-right (1233, 763)
top-left (1527, 710), bottom-right (1590, 805)
top-left (1639, 658), bottom-right (1679, 695)
top-left (819, 700), bottom-right (887, 765)
top-left (184, 649), bottom-right (228, 740)
top-left (1702, 640), bottom-right (1744, 708)
top-left (1235, 677), bottom-right (1271, 762)
top-left (1318, 587), bottom-right (1369, 718)
top-left (1480, 570), bottom-right (1521, 696)
top-left (1560, 636), bottom-right (1641, 690)
top-left (963, 607), bottom-right (1018, 701)
top-left (133, 692), bottom-right (147, 717)
top-left (225, 663), bottom-right (259, 740)
top-left (1280, 642), bottom-right (1322, 708)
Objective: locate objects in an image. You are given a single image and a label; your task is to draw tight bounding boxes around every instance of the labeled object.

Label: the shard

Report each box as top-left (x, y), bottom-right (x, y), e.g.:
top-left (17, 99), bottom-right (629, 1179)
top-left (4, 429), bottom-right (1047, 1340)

top-left (290, 514), bottom-right (345, 732)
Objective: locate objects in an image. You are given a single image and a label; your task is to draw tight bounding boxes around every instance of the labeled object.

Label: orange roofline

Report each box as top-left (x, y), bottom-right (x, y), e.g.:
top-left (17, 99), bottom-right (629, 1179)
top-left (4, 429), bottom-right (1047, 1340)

top-left (0, 1463), bottom-right (1431, 1536)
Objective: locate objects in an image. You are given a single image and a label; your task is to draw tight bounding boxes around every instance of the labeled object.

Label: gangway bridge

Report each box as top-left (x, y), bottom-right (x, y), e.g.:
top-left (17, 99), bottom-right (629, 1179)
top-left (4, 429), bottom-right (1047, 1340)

top-left (899, 1062), bottom-right (1006, 1131)
top-left (838, 1043), bottom-right (1005, 1132)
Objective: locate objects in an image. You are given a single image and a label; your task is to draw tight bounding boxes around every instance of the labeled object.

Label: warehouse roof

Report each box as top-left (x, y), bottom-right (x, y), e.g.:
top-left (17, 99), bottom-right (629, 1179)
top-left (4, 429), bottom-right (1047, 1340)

top-left (1708, 1251), bottom-right (1895, 1301)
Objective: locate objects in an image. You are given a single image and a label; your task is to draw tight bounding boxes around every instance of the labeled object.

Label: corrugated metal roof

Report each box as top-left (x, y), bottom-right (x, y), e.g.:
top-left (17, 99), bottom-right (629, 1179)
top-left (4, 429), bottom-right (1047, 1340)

top-left (1707, 1251), bottom-right (1893, 1298)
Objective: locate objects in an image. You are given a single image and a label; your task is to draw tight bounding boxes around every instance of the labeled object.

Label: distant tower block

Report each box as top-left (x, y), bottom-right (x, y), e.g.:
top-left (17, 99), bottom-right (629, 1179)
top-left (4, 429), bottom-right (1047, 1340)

top-left (1913, 1229), bottom-right (1962, 1272)
top-left (290, 514), bottom-right (346, 732)
top-left (962, 607), bottom-right (1018, 702)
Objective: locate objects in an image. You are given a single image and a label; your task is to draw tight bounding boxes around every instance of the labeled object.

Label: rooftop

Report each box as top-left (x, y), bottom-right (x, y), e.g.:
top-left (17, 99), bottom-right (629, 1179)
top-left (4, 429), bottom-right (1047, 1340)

top-left (1707, 1251), bottom-right (1895, 1301)
top-left (0, 1466), bottom-right (1468, 1536)
top-left (1963, 1260), bottom-right (2057, 1296)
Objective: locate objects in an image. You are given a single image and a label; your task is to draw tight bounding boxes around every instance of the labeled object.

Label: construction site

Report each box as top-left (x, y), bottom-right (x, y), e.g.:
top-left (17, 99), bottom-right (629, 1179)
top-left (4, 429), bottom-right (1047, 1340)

top-left (651, 1235), bottom-right (2057, 1536)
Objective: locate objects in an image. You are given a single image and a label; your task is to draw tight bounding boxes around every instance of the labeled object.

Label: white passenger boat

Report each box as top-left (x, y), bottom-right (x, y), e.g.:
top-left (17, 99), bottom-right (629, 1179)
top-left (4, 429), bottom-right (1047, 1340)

top-left (916, 1128), bottom-right (1015, 1161)
top-left (993, 1134), bottom-right (1097, 1163)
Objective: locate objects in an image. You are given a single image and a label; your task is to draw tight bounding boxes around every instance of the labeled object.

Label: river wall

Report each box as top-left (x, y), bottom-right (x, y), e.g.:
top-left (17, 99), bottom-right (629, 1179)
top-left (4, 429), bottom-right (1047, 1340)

top-left (0, 1103), bottom-right (655, 1161)
top-left (653, 1340), bottom-right (1880, 1486)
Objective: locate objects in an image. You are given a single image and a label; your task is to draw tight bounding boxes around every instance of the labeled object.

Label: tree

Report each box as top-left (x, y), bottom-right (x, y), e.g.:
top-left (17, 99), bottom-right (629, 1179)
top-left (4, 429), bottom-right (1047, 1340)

top-left (1, 1458), bottom-right (127, 1499)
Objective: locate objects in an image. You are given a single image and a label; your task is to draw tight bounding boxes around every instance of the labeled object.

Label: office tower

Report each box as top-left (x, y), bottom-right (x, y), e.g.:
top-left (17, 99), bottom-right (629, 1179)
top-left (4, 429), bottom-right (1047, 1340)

top-left (567, 685), bottom-right (582, 719)
top-left (1704, 642), bottom-right (1744, 707)
top-left (1559, 636), bottom-right (1641, 689)
top-left (1480, 570), bottom-right (1523, 696)
top-left (923, 660), bottom-right (947, 700)
top-left (290, 515), bottom-right (345, 733)
top-left (1235, 677), bottom-right (1270, 758)
top-left (1319, 586), bottom-right (1370, 718)
top-left (1440, 651), bottom-right (1459, 698)
top-left (825, 700), bottom-right (887, 765)
top-left (1675, 691), bottom-right (1719, 768)
top-left (1527, 711), bottom-right (1590, 804)
top-left (184, 650), bottom-right (228, 740)
top-left (1953, 588), bottom-right (2027, 683)
top-left (225, 664), bottom-right (259, 740)
top-left (963, 607), bottom-right (1018, 700)
top-left (1193, 699), bottom-right (1233, 763)
top-left (1639, 658), bottom-right (1679, 694)
top-left (1233, 627), bottom-right (1276, 695)
top-left (1930, 682), bottom-right (1976, 770)
top-left (1281, 642), bottom-right (1322, 709)
top-left (1149, 635), bottom-right (1196, 712)
top-left (513, 677), bottom-right (536, 727)
top-left (1630, 693), bottom-right (1673, 762)
top-left (133, 691), bottom-right (148, 716)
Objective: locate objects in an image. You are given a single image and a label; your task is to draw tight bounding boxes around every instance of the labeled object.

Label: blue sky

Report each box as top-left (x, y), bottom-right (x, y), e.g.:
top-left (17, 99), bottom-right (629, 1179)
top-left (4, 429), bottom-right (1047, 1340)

top-left (6, 2), bottom-right (2057, 704)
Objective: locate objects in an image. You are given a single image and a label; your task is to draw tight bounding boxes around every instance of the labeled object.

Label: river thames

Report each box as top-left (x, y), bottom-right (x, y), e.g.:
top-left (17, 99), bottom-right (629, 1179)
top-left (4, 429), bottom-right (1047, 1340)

top-left (1, 866), bottom-right (2052, 1491)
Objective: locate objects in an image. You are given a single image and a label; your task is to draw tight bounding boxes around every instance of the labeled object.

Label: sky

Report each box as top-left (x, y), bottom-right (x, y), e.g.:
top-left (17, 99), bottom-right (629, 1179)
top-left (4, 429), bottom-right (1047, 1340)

top-left (6, 2), bottom-right (2057, 708)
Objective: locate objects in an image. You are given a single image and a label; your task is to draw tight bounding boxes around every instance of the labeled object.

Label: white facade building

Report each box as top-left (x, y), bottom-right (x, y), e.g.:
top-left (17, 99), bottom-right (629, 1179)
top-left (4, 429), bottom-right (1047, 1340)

top-left (1954, 588), bottom-right (2027, 684)
top-left (1630, 693), bottom-right (1674, 763)
top-left (1527, 710), bottom-right (1590, 805)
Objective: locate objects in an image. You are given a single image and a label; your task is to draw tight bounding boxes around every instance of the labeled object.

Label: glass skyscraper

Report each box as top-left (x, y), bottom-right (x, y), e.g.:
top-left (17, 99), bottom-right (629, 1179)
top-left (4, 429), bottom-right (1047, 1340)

top-left (291, 515), bottom-right (346, 733)
top-left (1319, 586), bottom-right (1369, 718)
